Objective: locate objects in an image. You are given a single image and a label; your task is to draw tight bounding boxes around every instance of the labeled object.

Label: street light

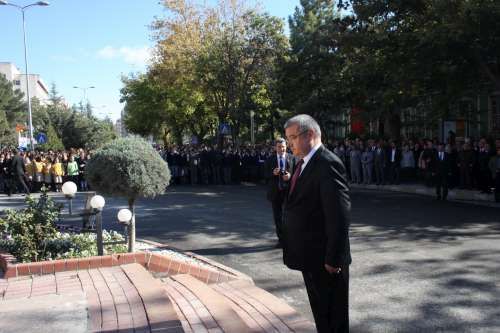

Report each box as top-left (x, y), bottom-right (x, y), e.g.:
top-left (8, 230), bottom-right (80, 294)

top-left (90, 195), bottom-right (105, 255)
top-left (73, 86), bottom-right (95, 104)
top-left (0, 1), bottom-right (50, 151)
top-left (61, 181), bottom-right (77, 215)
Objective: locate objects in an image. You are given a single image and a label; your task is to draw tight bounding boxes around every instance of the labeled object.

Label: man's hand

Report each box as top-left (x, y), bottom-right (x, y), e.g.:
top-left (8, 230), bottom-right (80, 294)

top-left (325, 264), bottom-right (341, 274)
top-left (281, 172), bottom-right (291, 181)
top-left (273, 168), bottom-right (280, 176)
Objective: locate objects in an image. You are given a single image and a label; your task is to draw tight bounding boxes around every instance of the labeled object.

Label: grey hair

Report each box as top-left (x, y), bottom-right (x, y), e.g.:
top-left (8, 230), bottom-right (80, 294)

top-left (284, 114), bottom-right (322, 138)
top-left (274, 137), bottom-right (286, 145)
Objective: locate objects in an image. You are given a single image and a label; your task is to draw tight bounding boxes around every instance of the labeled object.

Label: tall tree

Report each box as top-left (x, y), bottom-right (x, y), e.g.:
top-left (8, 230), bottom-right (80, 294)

top-left (283, 0), bottom-right (350, 141)
top-left (0, 74), bottom-right (25, 147)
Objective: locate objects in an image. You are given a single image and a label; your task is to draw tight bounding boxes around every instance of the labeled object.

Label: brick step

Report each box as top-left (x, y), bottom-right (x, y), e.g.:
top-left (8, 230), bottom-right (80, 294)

top-left (164, 274), bottom-right (257, 332)
top-left (213, 280), bottom-right (316, 333)
top-left (121, 263), bottom-right (184, 333)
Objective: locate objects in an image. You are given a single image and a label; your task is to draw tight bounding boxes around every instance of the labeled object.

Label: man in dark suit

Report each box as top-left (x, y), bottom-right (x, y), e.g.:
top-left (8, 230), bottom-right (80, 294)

top-left (10, 149), bottom-right (30, 195)
top-left (433, 143), bottom-right (450, 200)
top-left (265, 138), bottom-right (294, 248)
top-left (283, 114), bottom-right (351, 333)
top-left (387, 141), bottom-right (402, 185)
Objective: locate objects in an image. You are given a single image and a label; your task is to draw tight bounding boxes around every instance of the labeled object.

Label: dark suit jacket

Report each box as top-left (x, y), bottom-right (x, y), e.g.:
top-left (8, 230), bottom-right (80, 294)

top-left (433, 151), bottom-right (451, 176)
top-left (388, 148), bottom-right (402, 165)
top-left (283, 145), bottom-right (351, 272)
top-left (10, 155), bottom-right (25, 176)
top-left (265, 154), bottom-right (294, 201)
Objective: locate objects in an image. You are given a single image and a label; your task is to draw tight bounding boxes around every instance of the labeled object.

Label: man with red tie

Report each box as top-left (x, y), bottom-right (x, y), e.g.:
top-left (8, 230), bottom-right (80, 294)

top-left (283, 114), bottom-right (351, 333)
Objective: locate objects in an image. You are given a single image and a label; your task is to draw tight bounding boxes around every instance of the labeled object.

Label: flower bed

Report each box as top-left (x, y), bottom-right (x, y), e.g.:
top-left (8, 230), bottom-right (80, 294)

top-left (0, 190), bottom-right (128, 263)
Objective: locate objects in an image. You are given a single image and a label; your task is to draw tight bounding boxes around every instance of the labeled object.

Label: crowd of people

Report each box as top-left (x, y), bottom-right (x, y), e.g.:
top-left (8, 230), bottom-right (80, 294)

top-left (331, 137), bottom-right (500, 201)
top-left (0, 148), bottom-right (91, 196)
top-left (1, 135), bottom-right (499, 202)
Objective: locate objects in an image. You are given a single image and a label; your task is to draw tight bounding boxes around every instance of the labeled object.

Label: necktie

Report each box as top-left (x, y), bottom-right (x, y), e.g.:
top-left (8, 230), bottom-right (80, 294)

top-left (279, 156), bottom-right (284, 171)
top-left (289, 159), bottom-right (304, 197)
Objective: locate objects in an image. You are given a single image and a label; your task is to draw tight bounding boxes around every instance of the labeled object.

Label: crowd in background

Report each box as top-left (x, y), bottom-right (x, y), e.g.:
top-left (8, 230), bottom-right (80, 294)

top-left (0, 148), bottom-right (91, 196)
top-left (1, 135), bottom-right (499, 201)
top-left (158, 136), bottom-right (500, 202)
top-left (333, 137), bottom-right (500, 195)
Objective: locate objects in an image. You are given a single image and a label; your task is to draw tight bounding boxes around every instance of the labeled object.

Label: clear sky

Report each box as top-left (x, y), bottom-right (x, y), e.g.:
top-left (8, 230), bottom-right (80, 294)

top-left (0, 0), bottom-right (300, 122)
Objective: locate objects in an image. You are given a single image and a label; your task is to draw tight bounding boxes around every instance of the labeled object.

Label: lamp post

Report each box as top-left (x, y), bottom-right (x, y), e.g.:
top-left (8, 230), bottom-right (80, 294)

top-left (73, 86), bottom-right (95, 117)
top-left (117, 208), bottom-right (133, 252)
top-left (73, 86), bottom-right (95, 104)
top-left (61, 181), bottom-right (77, 215)
top-left (0, 1), bottom-right (50, 151)
top-left (90, 195), bottom-right (105, 256)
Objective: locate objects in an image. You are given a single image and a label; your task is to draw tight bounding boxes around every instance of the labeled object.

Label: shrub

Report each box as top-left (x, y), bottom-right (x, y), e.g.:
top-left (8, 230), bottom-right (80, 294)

top-left (86, 136), bottom-right (171, 251)
top-left (1, 230), bottom-right (129, 261)
top-left (0, 190), bottom-right (62, 262)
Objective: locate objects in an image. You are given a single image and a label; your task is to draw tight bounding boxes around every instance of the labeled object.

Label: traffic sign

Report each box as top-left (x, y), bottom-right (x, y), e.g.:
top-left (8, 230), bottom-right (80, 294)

top-left (219, 123), bottom-right (231, 135)
top-left (36, 133), bottom-right (47, 144)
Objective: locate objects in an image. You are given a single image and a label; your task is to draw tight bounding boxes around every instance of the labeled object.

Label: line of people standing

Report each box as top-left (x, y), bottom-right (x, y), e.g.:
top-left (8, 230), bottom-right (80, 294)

top-left (331, 137), bottom-right (500, 202)
top-left (0, 148), bottom-right (91, 196)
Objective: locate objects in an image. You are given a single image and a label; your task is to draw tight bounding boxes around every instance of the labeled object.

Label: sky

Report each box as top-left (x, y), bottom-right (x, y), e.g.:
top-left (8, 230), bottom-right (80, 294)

top-left (0, 0), bottom-right (301, 122)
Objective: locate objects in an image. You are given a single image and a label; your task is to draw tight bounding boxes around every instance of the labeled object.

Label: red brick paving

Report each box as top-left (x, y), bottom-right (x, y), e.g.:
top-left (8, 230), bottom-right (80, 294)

top-left (0, 256), bottom-right (315, 332)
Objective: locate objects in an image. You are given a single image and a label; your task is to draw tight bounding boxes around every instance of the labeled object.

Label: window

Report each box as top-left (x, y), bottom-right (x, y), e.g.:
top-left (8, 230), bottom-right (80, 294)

top-left (13, 80), bottom-right (21, 86)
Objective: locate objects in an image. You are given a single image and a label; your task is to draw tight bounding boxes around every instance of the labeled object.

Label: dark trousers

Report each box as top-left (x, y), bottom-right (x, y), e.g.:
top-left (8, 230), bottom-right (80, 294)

top-left (11, 174), bottom-right (30, 195)
top-left (302, 267), bottom-right (349, 333)
top-left (435, 174), bottom-right (448, 199)
top-left (375, 164), bottom-right (385, 185)
top-left (271, 193), bottom-right (285, 243)
top-left (389, 163), bottom-right (400, 184)
top-left (478, 170), bottom-right (492, 193)
top-left (460, 166), bottom-right (472, 189)
top-left (495, 173), bottom-right (500, 203)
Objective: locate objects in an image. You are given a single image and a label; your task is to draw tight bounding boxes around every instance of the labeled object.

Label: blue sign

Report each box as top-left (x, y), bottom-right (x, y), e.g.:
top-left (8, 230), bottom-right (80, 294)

top-left (219, 123), bottom-right (231, 135)
top-left (36, 133), bottom-right (47, 144)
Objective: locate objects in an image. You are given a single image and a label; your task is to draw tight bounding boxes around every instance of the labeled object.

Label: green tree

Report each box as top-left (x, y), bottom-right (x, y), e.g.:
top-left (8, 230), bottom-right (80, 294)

top-left (86, 136), bottom-right (171, 252)
top-left (0, 74), bottom-right (25, 147)
top-left (283, 0), bottom-right (351, 141)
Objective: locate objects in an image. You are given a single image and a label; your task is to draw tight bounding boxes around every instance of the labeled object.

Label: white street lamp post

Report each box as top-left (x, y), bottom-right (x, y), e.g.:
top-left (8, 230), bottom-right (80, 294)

top-left (90, 195), bottom-right (106, 256)
top-left (0, 1), bottom-right (50, 151)
top-left (61, 181), bottom-right (77, 215)
top-left (117, 208), bottom-right (133, 252)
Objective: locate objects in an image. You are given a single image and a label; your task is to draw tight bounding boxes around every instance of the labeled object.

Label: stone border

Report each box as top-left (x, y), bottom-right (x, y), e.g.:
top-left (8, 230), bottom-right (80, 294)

top-left (138, 238), bottom-right (253, 283)
top-left (0, 249), bottom-right (248, 284)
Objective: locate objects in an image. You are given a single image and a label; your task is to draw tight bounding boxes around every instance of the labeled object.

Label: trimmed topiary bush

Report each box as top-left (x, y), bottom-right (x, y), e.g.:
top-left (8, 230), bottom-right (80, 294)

top-left (86, 136), bottom-right (171, 252)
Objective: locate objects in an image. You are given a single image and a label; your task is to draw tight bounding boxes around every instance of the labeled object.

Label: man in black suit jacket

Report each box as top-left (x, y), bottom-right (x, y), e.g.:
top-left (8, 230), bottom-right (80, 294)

top-left (387, 141), bottom-right (402, 185)
top-left (433, 143), bottom-right (450, 200)
top-left (283, 114), bottom-right (351, 333)
top-left (10, 149), bottom-right (30, 195)
top-left (265, 138), bottom-right (294, 248)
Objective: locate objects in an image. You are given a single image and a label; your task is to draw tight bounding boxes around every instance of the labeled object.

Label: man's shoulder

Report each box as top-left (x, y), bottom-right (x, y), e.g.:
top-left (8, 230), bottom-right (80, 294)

top-left (318, 146), bottom-right (344, 167)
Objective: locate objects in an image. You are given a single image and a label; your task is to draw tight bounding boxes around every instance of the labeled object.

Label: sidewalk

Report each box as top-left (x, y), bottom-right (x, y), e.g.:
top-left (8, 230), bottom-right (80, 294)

top-left (0, 244), bottom-right (315, 332)
top-left (350, 182), bottom-right (500, 206)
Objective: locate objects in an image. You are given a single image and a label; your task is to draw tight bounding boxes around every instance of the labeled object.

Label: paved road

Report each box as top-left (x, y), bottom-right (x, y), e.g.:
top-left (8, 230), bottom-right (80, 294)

top-left (1, 185), bottom-right (499, 332)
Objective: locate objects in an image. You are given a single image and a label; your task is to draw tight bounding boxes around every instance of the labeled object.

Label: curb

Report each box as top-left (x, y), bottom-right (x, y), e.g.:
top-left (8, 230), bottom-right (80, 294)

top-left (350, 183), bottom-right (499, 204)
top-left (0, 248), bottom-right (247, 284)
top-left (138, 238), bottom-right (253, 283)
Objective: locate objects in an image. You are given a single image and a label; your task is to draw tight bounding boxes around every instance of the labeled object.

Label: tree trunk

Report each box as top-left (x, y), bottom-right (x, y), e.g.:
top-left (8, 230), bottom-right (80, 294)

top-left (128, 198), bottom-right (136, 253)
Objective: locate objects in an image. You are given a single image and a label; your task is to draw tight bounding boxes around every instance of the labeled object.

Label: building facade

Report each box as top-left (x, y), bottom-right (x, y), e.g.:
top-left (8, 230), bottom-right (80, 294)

top-left (0, 62), bottom-right (49, 104)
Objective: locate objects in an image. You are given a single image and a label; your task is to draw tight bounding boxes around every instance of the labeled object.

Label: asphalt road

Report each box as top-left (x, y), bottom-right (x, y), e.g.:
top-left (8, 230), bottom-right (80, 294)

top-left (1, 185), bottom-right (499, 332)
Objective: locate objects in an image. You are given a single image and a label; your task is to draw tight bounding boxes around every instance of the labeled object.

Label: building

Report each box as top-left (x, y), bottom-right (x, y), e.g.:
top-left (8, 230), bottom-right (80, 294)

top-left (114, 110), bottom-right (128, 138)
top-left (0, 62), bottom-right (49, 104)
